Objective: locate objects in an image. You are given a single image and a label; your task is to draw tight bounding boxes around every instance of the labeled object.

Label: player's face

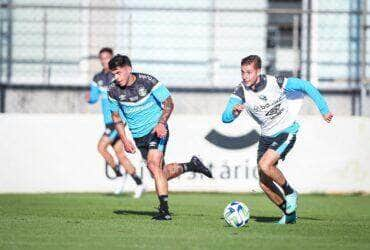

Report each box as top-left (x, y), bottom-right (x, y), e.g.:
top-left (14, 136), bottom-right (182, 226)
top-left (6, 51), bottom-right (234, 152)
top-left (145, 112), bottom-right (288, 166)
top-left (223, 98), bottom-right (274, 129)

top-left (99, 52), bottom-right (112, 71)
top-left (241, 63), bottom-right (261, 87)
top-left (112, 66), bottom-right (132, 86)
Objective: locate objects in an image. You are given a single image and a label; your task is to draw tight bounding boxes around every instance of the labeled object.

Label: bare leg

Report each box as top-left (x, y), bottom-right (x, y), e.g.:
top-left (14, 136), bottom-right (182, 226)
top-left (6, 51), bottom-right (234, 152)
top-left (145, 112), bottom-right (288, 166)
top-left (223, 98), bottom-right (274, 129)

top-left (147, 149), bottom-right (168, 196)
top-left (163, 163), bottom-right (184, 181)
top-left (97, 135), bottom-right (116, 168)
top-left (258, 149), bottom-right (287, 187)
top-left (113, 140), bottom-right (136, 175)
top-left (258, 169), bottom-right (285, 206)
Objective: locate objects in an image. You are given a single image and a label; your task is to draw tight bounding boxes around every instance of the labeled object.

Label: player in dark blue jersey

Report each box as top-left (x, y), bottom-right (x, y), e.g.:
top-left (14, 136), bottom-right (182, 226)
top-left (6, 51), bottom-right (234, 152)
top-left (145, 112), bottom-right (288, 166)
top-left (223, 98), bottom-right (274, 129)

top-left (86, 48), bottom-right (144, 197)
top-left (108, 54), bottom-right (213, 220)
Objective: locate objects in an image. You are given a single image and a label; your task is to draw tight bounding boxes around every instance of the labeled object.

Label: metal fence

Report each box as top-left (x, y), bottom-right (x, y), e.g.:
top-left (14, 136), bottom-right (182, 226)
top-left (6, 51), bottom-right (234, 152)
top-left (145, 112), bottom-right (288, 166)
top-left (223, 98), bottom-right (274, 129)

top-left (0, 0), bottom-right (369, 114)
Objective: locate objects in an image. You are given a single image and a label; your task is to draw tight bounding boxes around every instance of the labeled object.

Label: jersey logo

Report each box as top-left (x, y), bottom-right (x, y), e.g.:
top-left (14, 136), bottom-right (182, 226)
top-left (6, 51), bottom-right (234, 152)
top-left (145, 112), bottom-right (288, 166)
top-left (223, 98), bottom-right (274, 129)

top-left (138, 87), bottom-right (147, 97)
top-left (129, 96), bottom-right (139, 102)
top-left (258, 95), bottom-right (267, 102)
top-left (119, 94), bottom-right (126, 101)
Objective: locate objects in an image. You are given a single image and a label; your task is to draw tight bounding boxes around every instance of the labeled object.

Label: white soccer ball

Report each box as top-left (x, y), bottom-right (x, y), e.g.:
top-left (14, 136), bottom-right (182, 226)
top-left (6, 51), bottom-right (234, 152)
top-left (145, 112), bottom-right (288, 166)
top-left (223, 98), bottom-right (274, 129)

top-left (223, 201), bottom-right (250, 228)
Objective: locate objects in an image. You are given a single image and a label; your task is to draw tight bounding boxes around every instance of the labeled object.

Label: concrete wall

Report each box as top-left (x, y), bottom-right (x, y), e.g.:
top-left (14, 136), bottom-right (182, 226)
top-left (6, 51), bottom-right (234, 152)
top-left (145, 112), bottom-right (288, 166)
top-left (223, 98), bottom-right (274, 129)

top-left (3, 88), bottom-right (370, 117)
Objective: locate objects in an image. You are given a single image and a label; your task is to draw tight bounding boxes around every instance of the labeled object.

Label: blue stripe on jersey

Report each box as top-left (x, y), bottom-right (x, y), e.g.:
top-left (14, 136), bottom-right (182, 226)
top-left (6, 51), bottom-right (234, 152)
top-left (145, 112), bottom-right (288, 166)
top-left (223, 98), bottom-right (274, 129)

top-left (109, 83), bottom-right (171, 138)
top-left (222, 96), bottom-right (243, 123)
top-left (285, 78), bottom-right (330, 115)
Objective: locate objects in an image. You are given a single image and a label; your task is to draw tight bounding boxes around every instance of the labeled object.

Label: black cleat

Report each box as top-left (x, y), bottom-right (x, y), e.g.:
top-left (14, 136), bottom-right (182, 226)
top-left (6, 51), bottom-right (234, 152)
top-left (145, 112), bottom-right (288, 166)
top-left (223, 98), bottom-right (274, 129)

top-left (152, 207), bottom-right (172, 221)
top-left (190, 156), bottom-right (213, 178)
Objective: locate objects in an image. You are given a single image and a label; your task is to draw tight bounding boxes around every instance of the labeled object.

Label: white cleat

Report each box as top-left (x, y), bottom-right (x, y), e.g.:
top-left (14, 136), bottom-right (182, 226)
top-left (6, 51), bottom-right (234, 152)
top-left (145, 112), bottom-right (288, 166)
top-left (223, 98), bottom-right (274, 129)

top-left (114, 174), bottom-right (127, 195)
top-left (133, 184), bottom-right (145, 199)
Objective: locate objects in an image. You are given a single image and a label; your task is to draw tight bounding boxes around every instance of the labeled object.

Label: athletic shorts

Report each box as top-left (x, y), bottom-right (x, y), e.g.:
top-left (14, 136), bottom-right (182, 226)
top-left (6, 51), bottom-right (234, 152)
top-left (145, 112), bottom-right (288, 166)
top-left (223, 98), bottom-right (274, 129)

top-left (133, 130), bottom-right (169, 160)
top-left (257, 132), bottom-right (297, 163)
top-left (103, 123), bottom-right (119, 143)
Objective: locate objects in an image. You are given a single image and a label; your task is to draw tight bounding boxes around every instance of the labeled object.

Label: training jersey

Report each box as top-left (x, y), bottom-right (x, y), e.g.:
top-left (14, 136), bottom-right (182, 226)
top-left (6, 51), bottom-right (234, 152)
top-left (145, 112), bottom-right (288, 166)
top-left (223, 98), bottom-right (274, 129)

top-left (108, 72), bottom-right (171, 138)
top-left (222, 74), bottom-right (329, 136)
top-left (87, 70), bottom-right (116, 125)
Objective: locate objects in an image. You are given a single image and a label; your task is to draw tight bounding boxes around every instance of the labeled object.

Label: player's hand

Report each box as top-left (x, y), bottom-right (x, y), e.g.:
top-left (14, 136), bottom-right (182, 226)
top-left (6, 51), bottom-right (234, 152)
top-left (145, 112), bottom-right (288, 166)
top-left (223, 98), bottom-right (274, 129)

top-left (232, 104), bottom-right (245, 117)
top-left (122, 139), bottom-right (136, 153)
top-left (323, 112), bottom-right (334, 123)
top-left (153, 123), bottom-right (167, 138)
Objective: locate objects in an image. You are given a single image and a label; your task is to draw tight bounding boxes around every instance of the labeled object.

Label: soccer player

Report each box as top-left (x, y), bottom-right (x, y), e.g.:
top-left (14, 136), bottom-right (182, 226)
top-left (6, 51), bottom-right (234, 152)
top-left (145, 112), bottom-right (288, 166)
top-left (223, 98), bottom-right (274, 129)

top-left (107, 54), bottom-right (213, 220)
top-left (222, 55), bottom-right (333, 224)
top-left (86, 48), bottom-right (144, 198)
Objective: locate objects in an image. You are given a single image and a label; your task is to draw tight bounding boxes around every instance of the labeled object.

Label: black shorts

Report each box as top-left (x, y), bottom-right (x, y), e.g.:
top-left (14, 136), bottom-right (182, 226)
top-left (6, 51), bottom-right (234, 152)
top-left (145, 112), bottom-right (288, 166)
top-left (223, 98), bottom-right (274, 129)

top-left (257, 132), bottom-right (297, 163)
top-left (133, 131), bottom-right (169, 160)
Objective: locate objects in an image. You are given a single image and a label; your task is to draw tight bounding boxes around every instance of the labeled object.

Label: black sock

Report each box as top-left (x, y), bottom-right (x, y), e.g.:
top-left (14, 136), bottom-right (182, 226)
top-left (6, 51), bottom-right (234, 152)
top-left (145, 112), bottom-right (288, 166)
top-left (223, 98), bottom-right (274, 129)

top-left (282, 181), bottom-right (294, 195)
top-left (130, 174), bottom-right (142, 185)
top-left (158, 195), bottom-right (169, 210)
top-left (181, 162), bottom-right (195, 172)
top-left (113, 165), bottom-right (121, 175)
top-left (278, 200), bottom-right (287, 214)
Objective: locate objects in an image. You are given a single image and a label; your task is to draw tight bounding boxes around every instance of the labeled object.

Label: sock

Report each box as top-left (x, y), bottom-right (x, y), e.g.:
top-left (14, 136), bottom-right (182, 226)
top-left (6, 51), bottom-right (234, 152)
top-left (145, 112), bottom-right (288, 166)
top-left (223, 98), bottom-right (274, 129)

top-left (181, 162), bottom-right (195, 172)
top-left (278, 200), bottom-right (286, 214)
top-left (130, 174), bottom-right (142, 185)
top-left (113, 165), bottom-right (121, 175)
top-left (158, 195), bottom-right (169, 211)
top-left (282, 181), bottom-right (294, 195)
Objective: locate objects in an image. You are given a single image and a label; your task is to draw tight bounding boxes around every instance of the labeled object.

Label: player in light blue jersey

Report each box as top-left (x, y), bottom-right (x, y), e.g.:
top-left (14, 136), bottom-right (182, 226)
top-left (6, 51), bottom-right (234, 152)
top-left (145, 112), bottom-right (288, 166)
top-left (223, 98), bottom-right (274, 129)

top-left (108, 54), bottom-right (213, 220)
top-left (86, 48), bottom-right (144, 198)
top-left (222, 55), bottom-right (333, 224)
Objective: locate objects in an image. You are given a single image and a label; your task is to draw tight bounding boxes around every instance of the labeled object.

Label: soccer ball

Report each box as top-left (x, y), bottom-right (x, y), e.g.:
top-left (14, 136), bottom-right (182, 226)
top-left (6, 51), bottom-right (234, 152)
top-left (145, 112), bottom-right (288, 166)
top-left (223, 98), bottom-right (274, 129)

top-left (223, 201), bottom-right (250, 228)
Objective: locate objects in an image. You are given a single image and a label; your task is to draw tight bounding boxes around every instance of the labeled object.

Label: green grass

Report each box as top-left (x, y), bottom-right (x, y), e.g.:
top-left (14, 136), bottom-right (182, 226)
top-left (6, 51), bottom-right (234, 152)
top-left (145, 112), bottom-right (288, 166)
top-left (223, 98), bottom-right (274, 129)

top-left (0, 193), bottom-right (369, 250)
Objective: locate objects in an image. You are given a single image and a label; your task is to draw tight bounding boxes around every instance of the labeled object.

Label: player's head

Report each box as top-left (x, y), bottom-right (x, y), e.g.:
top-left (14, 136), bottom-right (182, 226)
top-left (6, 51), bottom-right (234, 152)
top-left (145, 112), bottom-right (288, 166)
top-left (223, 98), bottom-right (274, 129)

top-left (240, 55), bottom-right (261, 87)
top-left (99, 47), bottom-right (114, 72)
top-left (109, 54), bottom-right (132, 86)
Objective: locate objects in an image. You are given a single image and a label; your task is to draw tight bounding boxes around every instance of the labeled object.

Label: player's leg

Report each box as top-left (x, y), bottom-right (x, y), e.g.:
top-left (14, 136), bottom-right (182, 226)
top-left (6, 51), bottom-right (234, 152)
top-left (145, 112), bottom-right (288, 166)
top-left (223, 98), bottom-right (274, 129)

top-left (147, 149), bottom-right (171, 220)
top-left (258, 168), bottom-right (285, 206)
top-left (112, 138), bottom-right (145, 198)
top-left (162, 156), bottom-right (213, 180)
top-left (97, 134), bottom-right (122, 177)
top-left (258, 133), bottom-right (298, 223)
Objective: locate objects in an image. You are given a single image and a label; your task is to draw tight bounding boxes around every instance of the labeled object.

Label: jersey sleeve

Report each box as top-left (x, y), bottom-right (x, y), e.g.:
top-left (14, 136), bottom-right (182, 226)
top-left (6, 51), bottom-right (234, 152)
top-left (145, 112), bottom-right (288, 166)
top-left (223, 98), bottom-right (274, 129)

top-left (87, 75), bottom-right (100, 104)
top-left (284, 78), bottom-right (330, 115)
top-left (151, 82), bottom-right (171, 102)
top-left (221, 84), bottom-right (245, 123)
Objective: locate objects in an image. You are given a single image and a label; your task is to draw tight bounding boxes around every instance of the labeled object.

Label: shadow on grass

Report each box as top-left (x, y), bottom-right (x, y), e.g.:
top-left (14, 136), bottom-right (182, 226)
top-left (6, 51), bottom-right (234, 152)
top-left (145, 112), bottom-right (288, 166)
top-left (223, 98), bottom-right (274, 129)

top-left (114, 210), bottom-right (157, 217)
top-left (250, 215), bottom-right (322, 223)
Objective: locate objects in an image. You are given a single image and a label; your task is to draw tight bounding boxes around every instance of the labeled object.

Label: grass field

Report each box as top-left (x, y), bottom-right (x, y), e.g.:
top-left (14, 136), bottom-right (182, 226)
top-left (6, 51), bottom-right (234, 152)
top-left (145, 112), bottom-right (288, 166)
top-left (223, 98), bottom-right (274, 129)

top-left (0, 193), bottom-right (369, 250)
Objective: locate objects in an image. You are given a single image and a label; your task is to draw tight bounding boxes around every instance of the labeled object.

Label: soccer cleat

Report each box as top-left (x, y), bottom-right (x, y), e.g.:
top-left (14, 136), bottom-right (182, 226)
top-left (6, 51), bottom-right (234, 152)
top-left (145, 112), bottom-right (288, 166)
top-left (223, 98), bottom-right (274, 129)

top-left (133, 184), bottom-right (145, 199)
top-left (190, 156), bottom-right (213, 178)
top-left (285, 191), bottom-right (298, 214)
top-left (277, 211), bottom-right (297, 225)
top-left (152, 207), bottom-right (172, 221)
top-left (113, 173), bottom-right (127, 195)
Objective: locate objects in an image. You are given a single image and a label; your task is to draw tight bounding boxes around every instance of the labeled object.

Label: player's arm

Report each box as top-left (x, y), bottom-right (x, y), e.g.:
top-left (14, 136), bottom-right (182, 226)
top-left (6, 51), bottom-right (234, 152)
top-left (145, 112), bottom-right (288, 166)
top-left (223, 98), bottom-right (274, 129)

top-left (151, 82), bottom-right (173, 138)
top-left (222, 85), bottom-right (245, 123)
top-left (86, 78), bottom-right (100, 104)
top-left (108, 96), bottom-right (136, 153)
top-left (284, 78), bottom-right (333, 123)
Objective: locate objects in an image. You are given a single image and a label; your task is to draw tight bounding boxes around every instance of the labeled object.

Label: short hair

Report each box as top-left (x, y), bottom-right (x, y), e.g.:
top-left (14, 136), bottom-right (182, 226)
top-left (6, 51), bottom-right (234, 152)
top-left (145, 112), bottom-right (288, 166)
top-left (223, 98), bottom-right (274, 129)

top-left (241, 55), bottom-right (261, 69)
top-left (99, 47), bottom-right (113, 56)
top-left (109, 54), bottom-right (132, 70)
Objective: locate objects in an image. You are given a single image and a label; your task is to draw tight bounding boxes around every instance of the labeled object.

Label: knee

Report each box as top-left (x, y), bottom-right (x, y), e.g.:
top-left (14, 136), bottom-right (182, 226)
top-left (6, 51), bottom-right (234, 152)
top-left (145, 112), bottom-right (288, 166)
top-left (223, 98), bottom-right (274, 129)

top-left (97, 143), bottom-right (107, 154)
top-left (258, 159), bottom-right (271, 174)
top-left (147, 161), bottom-right (162, 176)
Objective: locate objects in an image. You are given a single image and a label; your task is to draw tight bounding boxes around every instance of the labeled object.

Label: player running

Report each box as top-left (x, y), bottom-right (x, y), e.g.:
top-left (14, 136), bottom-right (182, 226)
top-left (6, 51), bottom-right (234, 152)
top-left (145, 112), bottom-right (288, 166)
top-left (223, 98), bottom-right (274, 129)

top-left (86, 47), bottom-right (144, 198)
top-left (107, 54), bottom-right (213, 220)
top-left (222, 55), bottom-right (333, 224)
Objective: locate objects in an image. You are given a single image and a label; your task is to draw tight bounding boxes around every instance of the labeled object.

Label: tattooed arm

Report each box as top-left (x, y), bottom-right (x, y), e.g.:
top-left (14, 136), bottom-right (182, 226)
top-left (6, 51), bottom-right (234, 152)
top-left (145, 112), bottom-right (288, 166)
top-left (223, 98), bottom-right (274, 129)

top-left (153, 96), bottom-right (174, 138)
